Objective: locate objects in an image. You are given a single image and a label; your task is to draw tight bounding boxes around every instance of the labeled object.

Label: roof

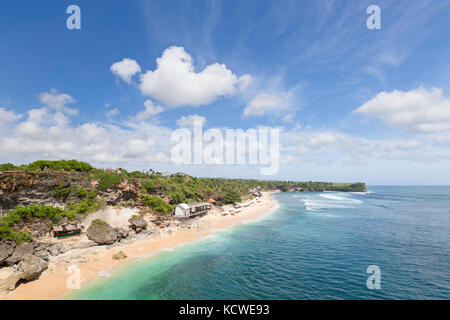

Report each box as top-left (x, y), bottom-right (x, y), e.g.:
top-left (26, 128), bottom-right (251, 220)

top-left (177, 203), bottom-right (190, 210)
top-left (53, 224), bottom-right (82, 232)
top-left (208, 197), bottom-right (216, 203)
top-left (188, 202), bottom-right (210, 208)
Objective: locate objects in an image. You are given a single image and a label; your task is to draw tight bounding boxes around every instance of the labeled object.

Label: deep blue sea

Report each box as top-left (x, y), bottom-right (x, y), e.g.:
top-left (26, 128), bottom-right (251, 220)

top-left (65, 186), bottom-right (450, 300)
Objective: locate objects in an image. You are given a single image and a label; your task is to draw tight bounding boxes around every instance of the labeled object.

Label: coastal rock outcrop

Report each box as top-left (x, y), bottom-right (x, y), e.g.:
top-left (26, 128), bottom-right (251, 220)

top-left (0, 267), bottom-right (22, 294)
top-left (128, 215), bottom-right (148, 233)
top-left (86, 219), bottom-right (118, 245)
top-left (5, 242), bottom-right (34, 266)
top-left (0, 241), bottom-right (16, 265)
top-left (17, 255), bottom-right (49, 281)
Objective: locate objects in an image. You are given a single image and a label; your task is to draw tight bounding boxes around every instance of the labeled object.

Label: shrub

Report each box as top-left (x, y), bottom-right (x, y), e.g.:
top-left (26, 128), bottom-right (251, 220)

top-left (52, 183), bottom-right (73, 199)
top-left (223, 190), bottom-right (242, 204)
top-left (76, 186), bottom-right (87, 198)
top-left (90, 172), bottom-right (123, 191)
top-left (141, 194), bottom-right (173, 214)
top-left (26, 160), bottom-right (94, 172)
top-left (67, 199), bottom-right (101, 218)
top-left (87, 190), bottom-right (98, 200)
top-left (141, 179), bottom-right (156, 193)
top-left (0, 163), bottom-right (18, 171)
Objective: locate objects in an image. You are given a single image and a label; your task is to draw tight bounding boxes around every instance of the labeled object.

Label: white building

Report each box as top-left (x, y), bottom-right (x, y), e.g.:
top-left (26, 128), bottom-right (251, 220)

top-left (175, 202), bottom-right (211, 219)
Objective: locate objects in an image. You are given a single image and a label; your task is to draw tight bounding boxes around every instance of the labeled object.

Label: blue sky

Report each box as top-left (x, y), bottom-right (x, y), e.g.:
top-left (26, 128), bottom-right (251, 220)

top-left (1, 0), bottom-right (450, 184)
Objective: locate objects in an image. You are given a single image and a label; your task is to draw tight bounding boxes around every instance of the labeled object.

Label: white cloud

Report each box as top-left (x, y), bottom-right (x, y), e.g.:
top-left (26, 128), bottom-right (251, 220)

top-left (237, 74), bottom-right (253, 92)
top-left (0, 108), bottom-right (21, 125)
top-left (110, 58), bottom-right (142, 83)
top-left (243, 91), bottom-right (293, 117)
top-left (139, 46), bottom-right (251, 107)
top-left (354, 87), bottom-right (450, 133)
top-left (134, 100), bottom-right (163, 122)
top-left (105, 108), bottom-right (119, 118)
top-left (0, 95), bottom-right (173, 165)
top-left (176, 114), bottom-right (206, 127)
top-left (284, 129), bottom-right (434, 166)
top-left (38, 89), bottom-right (78, 115)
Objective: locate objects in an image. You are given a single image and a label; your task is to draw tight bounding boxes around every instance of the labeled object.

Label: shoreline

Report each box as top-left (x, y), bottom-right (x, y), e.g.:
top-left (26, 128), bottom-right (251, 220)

top-left (1, 191), bottom-right (279, 300)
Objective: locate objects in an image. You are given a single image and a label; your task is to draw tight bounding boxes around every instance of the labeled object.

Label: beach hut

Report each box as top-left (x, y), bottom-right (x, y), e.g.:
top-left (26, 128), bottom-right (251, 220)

top-left (208, 197), bottom-right (216, 204)
top-left (52, 224), bottom-right (82, 238)
top-left (175, 202), bottom-right (211, 219)
top-left (175, 203), bottom-right (191, 217)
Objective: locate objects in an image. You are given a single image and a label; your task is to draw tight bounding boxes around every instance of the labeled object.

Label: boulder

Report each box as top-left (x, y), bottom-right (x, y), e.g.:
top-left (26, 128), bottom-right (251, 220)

top-left (34, 250), bottom-right (49, 261)
top-left (48, 244), bottom-right (62, 256)
top-left (17, 255), bottom-right (49, 281)
top-left (5, 242), bottom-right (34, 266)
top-left (0, 267), bottom-right (22, 294)
top-left (117, 227), bottom-right (129, 239)
top-left (129, 216), bottom-right (148, 233)
top-left (0, 241), bottom-right (16, 265)
top-left (87, 219), bottom-right (118, 245)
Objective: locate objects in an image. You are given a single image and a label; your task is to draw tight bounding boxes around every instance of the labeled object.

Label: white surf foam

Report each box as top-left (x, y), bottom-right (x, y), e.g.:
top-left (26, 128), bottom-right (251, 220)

top-left (300, 192), bottom-right (363, 212)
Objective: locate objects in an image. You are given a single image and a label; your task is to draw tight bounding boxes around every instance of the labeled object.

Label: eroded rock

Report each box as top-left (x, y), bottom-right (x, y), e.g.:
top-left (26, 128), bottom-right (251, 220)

top-left (86, 219), bottom-right (117, 245)
top-left (129, 215), bottom-right (148, 233)
top-left (17, 255), bottom-right (49, 281)
top-left (0, 241), bottom-right (16, 265)
top-left (0, 267), bottom-right (22, 294)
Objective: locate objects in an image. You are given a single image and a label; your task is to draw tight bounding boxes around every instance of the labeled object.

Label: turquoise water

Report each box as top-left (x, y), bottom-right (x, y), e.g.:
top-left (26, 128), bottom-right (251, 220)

top-left (66, 187), bottom-right (450, 299)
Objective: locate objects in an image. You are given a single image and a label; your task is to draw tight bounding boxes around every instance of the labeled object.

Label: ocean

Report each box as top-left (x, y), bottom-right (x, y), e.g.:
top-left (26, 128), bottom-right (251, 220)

top-left (65, 186), bottom-right (450, 300)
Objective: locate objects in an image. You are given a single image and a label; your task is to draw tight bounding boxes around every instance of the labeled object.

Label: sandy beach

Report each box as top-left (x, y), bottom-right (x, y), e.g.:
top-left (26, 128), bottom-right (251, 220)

top-left (1, 191), bottom-right (278, 300)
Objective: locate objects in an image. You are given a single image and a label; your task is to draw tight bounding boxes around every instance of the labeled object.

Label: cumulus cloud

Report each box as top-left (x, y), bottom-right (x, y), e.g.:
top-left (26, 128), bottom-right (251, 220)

top-left (139, 46), bottom-right (252, 107)
top-left (354, 87), bottom-right (450, 133)
top-left (39, 89), bottom-right (78, 115)
top-left (0, 102), bottom-right (173, 166)
top-left (110, 58), bottom-right (142, 83)
top-left (176, 114), bottom-right (206, 127)
top-left (0, 108), bottom-right (21, 125)
top-left (134, 100), bottom-right (163, 122)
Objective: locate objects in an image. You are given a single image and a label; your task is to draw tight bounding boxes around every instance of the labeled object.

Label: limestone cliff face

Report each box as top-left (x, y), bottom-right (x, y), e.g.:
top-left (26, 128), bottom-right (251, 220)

top-left (0, 171), bottom-right (142, 214)
top-left (0, 171), bottom-right (91, 213)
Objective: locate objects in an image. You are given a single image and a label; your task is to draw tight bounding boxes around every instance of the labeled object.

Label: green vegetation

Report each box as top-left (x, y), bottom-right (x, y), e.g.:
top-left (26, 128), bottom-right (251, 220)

top-left (0, 163), bottom-right (17, 171)
top-left (223, 189), bottom-right (242, 204)
top-left (87, 189), bottom-right (98, 200)
top-left (67, 199), bottom-right (102, 219)
top-left (1, 194), bottom-right (102, 243)
top-left (0, 205), bottom-right (66, 243)
top-left (76, 186), bottom-right (88, 198)
top-left (52, 183), bottom-right (73, 199)
top-left (140, 194), bottom-right (174, 215)
top-left (89, 171), bottom-right (125, 191)
top-left (0, 160), bottom-right (93, 172)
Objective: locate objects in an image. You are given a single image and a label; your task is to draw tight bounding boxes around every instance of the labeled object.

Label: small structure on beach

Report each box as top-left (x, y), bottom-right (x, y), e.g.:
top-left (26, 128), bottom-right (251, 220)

top-left (174, 202), bottom-right (211, 219)
top-left (52, 224), bottom-right (82, 238)
top-left (250, 188), bottom-right (262, 197)
top-left (208, 197), bottom-right (216, 204)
